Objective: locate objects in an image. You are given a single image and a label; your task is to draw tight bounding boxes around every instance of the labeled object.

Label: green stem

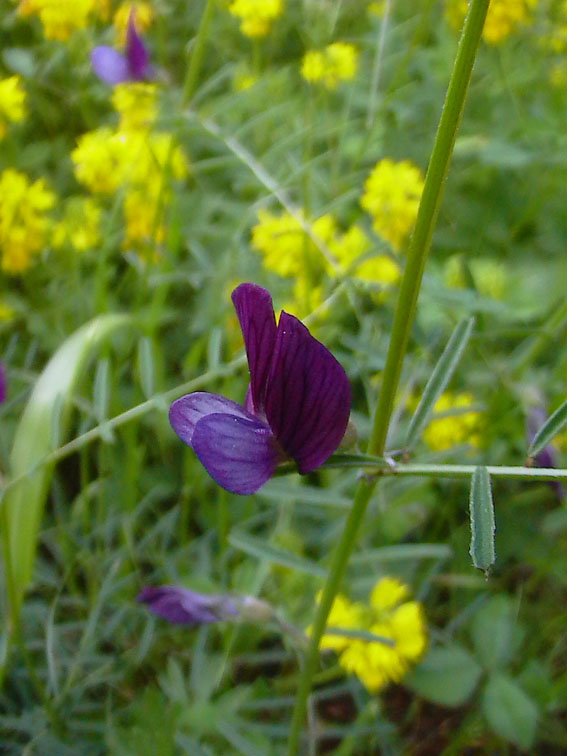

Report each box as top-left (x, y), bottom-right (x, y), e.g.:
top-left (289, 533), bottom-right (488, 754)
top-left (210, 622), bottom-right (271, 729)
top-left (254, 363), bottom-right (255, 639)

top-left (182, 0), bottom-right (217, 105)
top-left (286, 2), bottom-right (490, 753)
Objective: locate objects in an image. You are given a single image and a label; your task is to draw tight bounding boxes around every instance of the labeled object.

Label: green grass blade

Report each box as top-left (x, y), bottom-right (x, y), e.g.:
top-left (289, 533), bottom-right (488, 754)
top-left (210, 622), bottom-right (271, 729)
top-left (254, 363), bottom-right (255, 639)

top-left (1, 314), bottom-right (132, 627)
top-left (469, 466), bottom-right (496, 575)
top-left (405, 317), bottom-right (475, 451)
top-left (527, 397), bottom-right (567, 458)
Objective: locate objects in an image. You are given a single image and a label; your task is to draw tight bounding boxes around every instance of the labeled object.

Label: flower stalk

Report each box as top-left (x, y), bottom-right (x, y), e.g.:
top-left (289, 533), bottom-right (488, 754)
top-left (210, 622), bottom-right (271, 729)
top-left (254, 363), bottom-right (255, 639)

top-left (286, 1), bottom-right (491, 753)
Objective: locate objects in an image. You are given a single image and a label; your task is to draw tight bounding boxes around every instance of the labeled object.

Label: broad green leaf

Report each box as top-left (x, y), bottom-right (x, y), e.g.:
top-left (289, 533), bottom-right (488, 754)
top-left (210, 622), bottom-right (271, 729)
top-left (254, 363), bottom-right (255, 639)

top-left (470, 595), bottom-right (522, 671)
top-left (228, 530), bottom-right (327, 577)
top-left (469, 466), bottom-right (495, 574)
top-left (528, 397), bottom-right (567, 458)
top-left (405, 317), bottom-right (475, 451)
top-left (482, 673), bottom-right (538, 749)
top-left (407, 644), bottom-right (482, 707)
top-left (1, 314), bottom-right (132, 625)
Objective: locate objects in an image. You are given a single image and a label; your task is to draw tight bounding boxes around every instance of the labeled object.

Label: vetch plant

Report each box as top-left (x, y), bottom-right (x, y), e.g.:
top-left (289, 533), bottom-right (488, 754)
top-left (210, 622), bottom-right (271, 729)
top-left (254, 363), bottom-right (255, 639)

top-left (169, 283), bottom-right (351, 495)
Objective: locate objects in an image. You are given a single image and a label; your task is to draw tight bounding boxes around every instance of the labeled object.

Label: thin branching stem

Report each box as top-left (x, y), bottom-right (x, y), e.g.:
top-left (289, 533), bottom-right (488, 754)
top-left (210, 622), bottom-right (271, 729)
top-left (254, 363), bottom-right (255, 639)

top-left (286, 2), bottom-right (491, 753)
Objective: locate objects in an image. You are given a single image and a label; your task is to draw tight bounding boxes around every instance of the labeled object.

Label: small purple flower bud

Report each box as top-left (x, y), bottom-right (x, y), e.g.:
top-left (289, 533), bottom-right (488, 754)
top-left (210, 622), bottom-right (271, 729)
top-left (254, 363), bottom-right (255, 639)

top-left (91, 11), bottom-right (152, 85)
top-left (137, 585), bottom-right (239, 625)
top-left (527, 405), bottom-right (564, 501)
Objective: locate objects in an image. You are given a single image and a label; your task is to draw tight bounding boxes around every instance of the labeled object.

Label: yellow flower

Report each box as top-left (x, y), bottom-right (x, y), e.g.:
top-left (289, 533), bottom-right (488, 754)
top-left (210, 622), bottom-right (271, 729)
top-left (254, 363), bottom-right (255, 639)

top-left (0, 169), bottom-right (55, 273)
top-left (233, 70), bottom-right (259, 92)
top-left (114, 1), bottom-right (154, 45)
top-left (422, 392), bottom-right (482, 451)
top-left (316, 577), bottom-right (427, 693)
top-left (301, 42), bottom-right (359, 90)
top-left (0, 76), bottom-right (26, 139)
top-left (228, 0), bottom-right (284, 38)
top-left (330, 226), bottom-right (401, 286)
top-left (123, 188), bottom-right (165, 259)
top-left (18, 0), bottom-right (96, 40)
top-left (360, 158), bottom-right (424, 251)
top-left (251, 209), bottom-right (336, 278)
top-left (368, 1), bottom-right (386, 17)
top-left (0, 300), bottom-right (16, 322)
top-left (111, 82), bottom-right (158, 131)
top-left (446, 0), bottom-right (538, 45)
top-left (72, 128), bottom-right (127, 194)
top-left (445, 254), bottom-right (505, 299)
top-left (52, 198), bottom-right (101, 252)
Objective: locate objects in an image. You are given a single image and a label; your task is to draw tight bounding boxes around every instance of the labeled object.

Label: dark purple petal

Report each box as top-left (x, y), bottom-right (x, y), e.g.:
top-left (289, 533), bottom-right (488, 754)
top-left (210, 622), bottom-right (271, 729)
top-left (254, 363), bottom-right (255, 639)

top-left (232, 283), bottom-right (277, 416)
top-left (192, 412), bottom-right (282, 494)
top-left (137, 585), bottom-right (238, 625)
top-left (0, 363), bottom-right (5, 404)
top-left (90, 46), bottom-right (130, 84)
top-left (265, 312), bottom-right (351, 474)
top-left (126, 11), bottom-right (150, 80)
top-left (169, 392), bottom-right (252, 447)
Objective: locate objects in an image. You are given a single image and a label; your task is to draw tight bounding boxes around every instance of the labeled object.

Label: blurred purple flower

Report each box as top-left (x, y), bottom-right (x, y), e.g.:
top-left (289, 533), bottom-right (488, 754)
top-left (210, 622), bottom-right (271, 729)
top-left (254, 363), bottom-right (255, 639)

top-left (137, 586), bottom-right (239, 625)
top-left (169, 283), bottom-right (351, 495)
top-left (91, 12), bottom-right (152, 85)
top-left (0, 363), bottom-right (6, 403)
top-left (527, 405), bottom-right (564, 500)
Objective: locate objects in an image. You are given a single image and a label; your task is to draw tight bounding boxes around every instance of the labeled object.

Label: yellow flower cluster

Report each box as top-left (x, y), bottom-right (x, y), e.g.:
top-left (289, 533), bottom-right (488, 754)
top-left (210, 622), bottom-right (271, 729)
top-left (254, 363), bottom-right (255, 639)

top-left (330, 226), bottom-right (400, 287)
top-left (113, 1), bottom-right (154, 44)
top-left (72, 89), bottom-right (187, 259)
top-left (318, 577), bottom-right (427, 692)
top-left (361, 158), bottom-right (424, 251)
top-left (422, 392), bottom-right (482, 451)
top-left (0, 76), bottom-right (26, 140)
top-left (111, 82), bottom-right (158, 131)
top-left (52, 198), bottom-right (101, 252)
top-left (251, 209), bottom-right (336, 278)
top-left (228, 0), bottom-right (284, 38)
top-left (301, 43), bottom-right (359, 90)
top-left (17, 0), bottom-right (100, 41)
top-left (0, 169), bottom-right (55, 273)
top-left (446, 0), bottom-right (538, 45)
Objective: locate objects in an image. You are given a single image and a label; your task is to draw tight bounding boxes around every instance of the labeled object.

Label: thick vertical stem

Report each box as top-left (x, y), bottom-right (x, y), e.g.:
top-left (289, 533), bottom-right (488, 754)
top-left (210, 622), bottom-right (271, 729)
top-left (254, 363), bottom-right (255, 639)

top-left (286, 2), bottom-right (490, 754)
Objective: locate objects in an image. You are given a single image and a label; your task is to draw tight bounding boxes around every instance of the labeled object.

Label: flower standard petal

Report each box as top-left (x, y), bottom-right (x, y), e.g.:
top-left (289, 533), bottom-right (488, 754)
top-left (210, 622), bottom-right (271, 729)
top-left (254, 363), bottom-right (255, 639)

top-left (126, 12), bottom-right (150, 80)
top-left (232, 283), bottom-right (278, 415)
top-left (137, 585), bottom-right (238, 625)
top-left (169, 391), bottom-right (253, 447)
top-left (265, 312), bottom-right (351, 473)
top-left (192, 412), bottom-right (282, 495)
top-left (90, 47), bottom-right (130, 84)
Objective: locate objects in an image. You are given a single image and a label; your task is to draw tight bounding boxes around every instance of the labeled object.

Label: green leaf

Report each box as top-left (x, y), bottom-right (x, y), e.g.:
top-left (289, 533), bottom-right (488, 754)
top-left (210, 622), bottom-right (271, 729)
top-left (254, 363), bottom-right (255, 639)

top-left (1, 314), bottom-right (132, 627)
top-left (405, 317), bottom-right (475, 451)
top-left (528, 397), bottom-right (567, 458)
top-left (469, 466), bottom-right (495, 574)
top-left (407, 645), bottom-right (482, 707)
top-left (482, 673), bottom-right (538, 749)
top-left (228, 530), bottom-right (327, 577)
top-left (470, 595), bottom-right (522, 671)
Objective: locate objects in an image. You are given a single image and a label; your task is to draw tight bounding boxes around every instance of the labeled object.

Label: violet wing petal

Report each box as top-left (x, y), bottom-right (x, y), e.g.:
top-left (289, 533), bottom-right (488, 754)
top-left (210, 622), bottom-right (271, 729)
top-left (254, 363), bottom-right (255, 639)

top-left (137, 586), bottom-right (237, 625)
top-left (265, 312), bottom-right (351, 474)
top-left (126, 13), bottom-right (150, 79)
top-left (169, 391), bottom-right (252, 447)
top-left (232, 283), bottom-right (277, 415)
top-left (90, 47), bottom-right (130, 84)
top-left (192, 412), bottom-right (280, 495)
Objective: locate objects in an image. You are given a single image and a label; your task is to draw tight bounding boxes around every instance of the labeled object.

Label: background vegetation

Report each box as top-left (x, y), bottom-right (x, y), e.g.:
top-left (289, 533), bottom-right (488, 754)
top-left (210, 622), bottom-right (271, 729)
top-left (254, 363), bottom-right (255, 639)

top-left (1, 0), bottom-right (566, 753)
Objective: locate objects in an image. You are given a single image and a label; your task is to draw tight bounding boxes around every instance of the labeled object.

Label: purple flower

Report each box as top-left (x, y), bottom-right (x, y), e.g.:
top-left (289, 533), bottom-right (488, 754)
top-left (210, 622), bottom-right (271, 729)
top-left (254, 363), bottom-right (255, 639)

top-left (137, 585), bottom-right (239, 625)
top-left (0, 363), bottom-right (5, 404)
top-left (169, 283), bottom-right (351, 495)
top-left (91, 12), bottom-right (152, 85)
